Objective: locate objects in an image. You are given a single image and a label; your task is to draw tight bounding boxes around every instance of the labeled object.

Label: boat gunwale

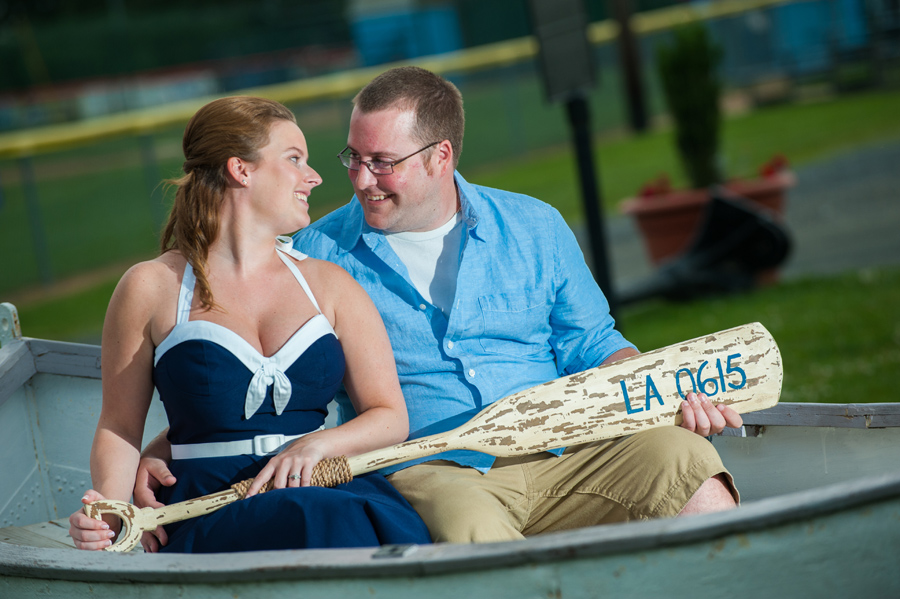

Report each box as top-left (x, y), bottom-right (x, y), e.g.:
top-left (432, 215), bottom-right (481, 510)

top-left (0, 337), bottom-right (100, 408)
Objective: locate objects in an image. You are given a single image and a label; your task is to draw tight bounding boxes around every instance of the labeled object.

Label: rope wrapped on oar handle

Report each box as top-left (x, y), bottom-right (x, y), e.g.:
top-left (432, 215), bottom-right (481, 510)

top-left (230, 478), bottom-right (275, 498)
top-left (230, 456), bottom-right (352, 498)
top-left (309, 455), bottom-right (352, 487)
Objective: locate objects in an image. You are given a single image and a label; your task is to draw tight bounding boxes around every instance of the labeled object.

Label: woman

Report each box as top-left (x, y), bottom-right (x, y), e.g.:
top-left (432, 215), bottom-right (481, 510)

top-left (68, 96), bottom-right (431, 552)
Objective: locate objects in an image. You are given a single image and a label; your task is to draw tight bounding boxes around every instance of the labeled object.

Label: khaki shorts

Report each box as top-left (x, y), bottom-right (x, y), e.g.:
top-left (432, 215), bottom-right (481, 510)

top-left (387, 426), bottom-right (737, 543)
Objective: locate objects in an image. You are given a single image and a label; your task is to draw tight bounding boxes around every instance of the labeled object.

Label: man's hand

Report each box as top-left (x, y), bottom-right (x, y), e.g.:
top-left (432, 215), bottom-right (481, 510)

top-left (680, 392), bottom-right (743, 436)
top-left (133, 455), bottom-right (176, 552)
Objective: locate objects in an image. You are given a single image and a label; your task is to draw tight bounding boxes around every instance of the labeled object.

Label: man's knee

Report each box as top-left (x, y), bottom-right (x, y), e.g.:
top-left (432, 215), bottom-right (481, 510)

top-left (680, 473), bottom-right (738, 515)
top-left (590, 426), bottom-right (735, 519)
top-left (628, 426), bottom-right (717, 464)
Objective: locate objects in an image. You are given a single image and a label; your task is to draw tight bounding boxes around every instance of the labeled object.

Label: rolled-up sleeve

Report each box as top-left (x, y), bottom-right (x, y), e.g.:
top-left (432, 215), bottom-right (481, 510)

top-left (546, 209), bottom-right (636, 376)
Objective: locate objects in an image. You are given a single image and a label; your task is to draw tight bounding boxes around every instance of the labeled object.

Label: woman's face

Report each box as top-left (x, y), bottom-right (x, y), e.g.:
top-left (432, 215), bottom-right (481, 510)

top-left (246, 119), bottom-right (322, 233)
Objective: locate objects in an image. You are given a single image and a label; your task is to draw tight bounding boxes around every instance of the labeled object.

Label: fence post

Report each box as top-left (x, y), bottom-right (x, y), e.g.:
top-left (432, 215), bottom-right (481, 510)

top-left (139, 133), bottom-right (166, 234)
top-left (19, 156), bottom-right (53, 286)
top-left (501, 65), bottom-right (527, 155)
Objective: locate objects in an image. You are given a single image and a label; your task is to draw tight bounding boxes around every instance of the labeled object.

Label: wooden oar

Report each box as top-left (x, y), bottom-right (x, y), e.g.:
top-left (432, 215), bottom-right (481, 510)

top-left (87, 322), bottom-right (781, 552)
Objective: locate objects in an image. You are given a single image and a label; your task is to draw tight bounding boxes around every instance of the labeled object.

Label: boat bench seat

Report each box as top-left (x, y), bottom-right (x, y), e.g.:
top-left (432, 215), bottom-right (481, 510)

top-left (0, 518), bottom-right (147, 551)
top-left (0, 518), bottom-right (76, 549)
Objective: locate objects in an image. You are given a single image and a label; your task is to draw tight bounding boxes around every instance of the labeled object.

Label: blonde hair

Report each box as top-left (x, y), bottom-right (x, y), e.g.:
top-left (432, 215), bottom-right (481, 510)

top-left (160, 96), bottom-right (296, 310)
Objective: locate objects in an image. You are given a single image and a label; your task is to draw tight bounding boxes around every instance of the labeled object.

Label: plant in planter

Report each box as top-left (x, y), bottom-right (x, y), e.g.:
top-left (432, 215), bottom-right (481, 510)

top-left (657, 22), bottom-right (723, 190)
top-left (622, 22), bottom-right (794, 267)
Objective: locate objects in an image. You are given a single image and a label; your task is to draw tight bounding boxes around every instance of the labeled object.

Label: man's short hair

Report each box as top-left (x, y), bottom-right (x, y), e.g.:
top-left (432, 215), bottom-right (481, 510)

top-left (353, 66), bottom-right (464, 167)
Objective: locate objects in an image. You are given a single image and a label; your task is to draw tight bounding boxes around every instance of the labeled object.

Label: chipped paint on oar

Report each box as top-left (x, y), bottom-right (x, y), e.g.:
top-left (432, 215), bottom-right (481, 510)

top-left (345, 322), bottom-right (781, 474)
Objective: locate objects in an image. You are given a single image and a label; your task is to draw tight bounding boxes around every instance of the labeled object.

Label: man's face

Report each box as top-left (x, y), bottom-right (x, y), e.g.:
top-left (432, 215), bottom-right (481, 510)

top-left (345, 106), bottom-right (453, 234)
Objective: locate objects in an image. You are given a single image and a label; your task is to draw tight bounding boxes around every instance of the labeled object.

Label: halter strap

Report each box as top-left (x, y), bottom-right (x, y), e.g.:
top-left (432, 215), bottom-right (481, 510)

top-left (176, 236), bottom-right (321, 322)
top-left (176, 263), bottom-right (195, 325)
top-left (275, 236), bottom-right (321, 313)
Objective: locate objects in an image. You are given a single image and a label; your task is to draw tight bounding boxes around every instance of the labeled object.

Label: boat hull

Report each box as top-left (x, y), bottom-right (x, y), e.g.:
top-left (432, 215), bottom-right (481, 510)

top-left (2, 473), bottom-right (899, 598)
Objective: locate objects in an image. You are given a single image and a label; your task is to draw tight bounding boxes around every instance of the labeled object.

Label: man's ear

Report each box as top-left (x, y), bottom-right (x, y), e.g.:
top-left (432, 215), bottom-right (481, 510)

top-left (226, 157), bottom-right (250, 187)
top-left (434, 140), bottom-right (454, 175)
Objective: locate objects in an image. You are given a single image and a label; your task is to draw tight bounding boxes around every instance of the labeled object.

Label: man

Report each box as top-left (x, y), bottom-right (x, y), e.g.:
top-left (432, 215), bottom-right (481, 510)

top-left (137, 66), bottom-right (742, 545)
top-left (292, 66), bottom-right (741, 542)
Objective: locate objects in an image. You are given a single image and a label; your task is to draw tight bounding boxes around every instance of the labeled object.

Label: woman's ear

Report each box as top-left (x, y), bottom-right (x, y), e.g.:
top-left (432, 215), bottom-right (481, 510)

top-left (226, 157), bottom-right (250, 187)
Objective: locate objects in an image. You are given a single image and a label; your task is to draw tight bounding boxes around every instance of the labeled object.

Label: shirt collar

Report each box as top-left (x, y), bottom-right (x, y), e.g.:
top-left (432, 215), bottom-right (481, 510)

top-left (455, 171), bottom-right (490, 243)
top-left (332, 196), bottom-right (366, 252)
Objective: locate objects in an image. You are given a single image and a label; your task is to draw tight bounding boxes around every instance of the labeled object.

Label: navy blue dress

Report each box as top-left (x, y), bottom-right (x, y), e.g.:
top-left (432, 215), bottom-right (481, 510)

top-left (151, 242), bottom-right (431, 553)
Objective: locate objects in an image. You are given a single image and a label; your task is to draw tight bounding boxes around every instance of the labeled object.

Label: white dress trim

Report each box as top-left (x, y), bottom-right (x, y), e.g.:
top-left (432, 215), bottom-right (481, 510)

top-left (154, 239), bottom-right (336, 420)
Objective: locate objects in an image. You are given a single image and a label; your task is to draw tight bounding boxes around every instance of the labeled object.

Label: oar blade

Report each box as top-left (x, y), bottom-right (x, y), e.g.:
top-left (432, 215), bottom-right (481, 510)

top-left (456, 322), bottom-right (781, 455)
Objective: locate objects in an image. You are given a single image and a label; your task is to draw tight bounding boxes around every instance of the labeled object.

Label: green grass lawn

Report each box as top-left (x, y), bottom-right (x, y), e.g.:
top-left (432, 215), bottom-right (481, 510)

top-left (14, 273), bottom-right (120, 344)
top-left (620, 267), bottom-right (900, 404)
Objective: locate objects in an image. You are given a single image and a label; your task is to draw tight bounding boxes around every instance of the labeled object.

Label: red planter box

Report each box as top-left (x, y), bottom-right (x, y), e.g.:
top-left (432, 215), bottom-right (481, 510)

top-left (621, 171), bottom-right (795, 266)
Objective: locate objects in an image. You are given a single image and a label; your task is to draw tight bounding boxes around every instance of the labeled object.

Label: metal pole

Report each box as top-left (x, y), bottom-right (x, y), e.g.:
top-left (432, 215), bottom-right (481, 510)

top-left (610, 0), bottom-right (648, 133)
top-left (564, 95), bottom-right (619, 322)
top-left (19, 156), bottom-right (53, 286)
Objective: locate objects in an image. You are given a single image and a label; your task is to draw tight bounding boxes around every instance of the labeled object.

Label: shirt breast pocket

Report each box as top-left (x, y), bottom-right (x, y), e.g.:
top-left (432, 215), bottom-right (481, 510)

top-left (477, 293), bottom-right (549, 356)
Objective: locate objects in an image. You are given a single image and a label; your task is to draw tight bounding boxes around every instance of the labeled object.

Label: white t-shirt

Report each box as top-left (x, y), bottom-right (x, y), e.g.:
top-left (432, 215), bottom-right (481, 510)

top-left (385, 212), bottom-right (463, 317)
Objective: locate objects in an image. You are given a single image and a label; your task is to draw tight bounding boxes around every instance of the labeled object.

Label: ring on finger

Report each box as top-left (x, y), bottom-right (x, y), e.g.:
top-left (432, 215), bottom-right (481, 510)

top-left (288, 474), bottom-right (301, 481)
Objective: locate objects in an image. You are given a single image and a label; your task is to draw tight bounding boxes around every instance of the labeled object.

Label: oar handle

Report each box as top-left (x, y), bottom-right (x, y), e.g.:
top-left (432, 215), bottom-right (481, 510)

top-left (86, 487), bottom-right (241, 553)
top-left (87, 479), bottom-right (279, 552)
top-left (345, 435), bottom-right (457, 478)
top-left (87, 461), bottom-right (357, 552)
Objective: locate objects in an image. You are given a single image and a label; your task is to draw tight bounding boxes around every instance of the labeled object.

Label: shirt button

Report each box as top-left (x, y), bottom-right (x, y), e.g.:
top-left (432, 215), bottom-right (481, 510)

top-left (419, 304), bottom-right (427, 310)
top-left (447, 341), bottom-right (454, 349)
top-left (468, 369), bottom-right (476, 378)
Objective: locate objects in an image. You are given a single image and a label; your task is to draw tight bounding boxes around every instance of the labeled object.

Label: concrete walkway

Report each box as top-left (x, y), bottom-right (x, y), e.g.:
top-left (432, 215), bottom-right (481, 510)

top-left (577, 140), bottom-right (900, 291)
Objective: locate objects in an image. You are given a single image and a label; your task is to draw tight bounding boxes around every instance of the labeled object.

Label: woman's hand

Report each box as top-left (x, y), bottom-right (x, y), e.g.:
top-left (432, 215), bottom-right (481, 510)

top-left (69, 490), bottom-right (118, 551)
top-left (245, 437), bottom-right (330, 497)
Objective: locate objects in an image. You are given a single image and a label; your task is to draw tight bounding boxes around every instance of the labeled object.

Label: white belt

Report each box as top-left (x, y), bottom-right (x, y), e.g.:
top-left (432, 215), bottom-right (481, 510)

top-left (171, 426), bottom-right (325, 460)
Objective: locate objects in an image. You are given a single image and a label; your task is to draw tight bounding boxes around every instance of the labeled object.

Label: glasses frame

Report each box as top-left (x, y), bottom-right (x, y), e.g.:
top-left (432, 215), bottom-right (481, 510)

top-left (337, 141), bottom-right (441, 175)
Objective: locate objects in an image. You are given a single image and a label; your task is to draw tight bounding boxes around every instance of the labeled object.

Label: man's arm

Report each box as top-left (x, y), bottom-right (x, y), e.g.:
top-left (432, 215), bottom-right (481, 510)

top-left (545, 208), bottom-right (742, 437)
top-left (601, 347), bottom-right (639, 364)
top-left (133, 428), bottom-right (176, 552)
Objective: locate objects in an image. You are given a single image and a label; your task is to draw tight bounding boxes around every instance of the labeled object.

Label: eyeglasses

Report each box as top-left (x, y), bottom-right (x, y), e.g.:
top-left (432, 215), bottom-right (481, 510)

top-left (337, 141), bottom-right (441, 175)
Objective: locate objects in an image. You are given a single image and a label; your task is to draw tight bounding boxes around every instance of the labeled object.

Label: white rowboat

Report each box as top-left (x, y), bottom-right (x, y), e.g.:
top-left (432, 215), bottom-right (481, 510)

top-left (1, 302), bottom-right (898, 598)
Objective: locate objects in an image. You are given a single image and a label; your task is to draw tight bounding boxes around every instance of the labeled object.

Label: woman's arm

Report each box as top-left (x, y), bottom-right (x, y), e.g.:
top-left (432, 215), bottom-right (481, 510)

top-left (69, 262), bottom-right (165, 549)
top-left (247, 261), bottom-right (408, 494)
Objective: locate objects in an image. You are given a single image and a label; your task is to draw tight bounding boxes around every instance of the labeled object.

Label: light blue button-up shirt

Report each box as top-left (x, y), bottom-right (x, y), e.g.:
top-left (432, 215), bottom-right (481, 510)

top-left (294, 172), bottom-right (635, 473)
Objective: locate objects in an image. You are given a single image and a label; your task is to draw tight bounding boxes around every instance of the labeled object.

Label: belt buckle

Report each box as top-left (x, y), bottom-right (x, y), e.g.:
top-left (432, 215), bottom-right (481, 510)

top-left (252, 434), bottom-right (286, 456)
